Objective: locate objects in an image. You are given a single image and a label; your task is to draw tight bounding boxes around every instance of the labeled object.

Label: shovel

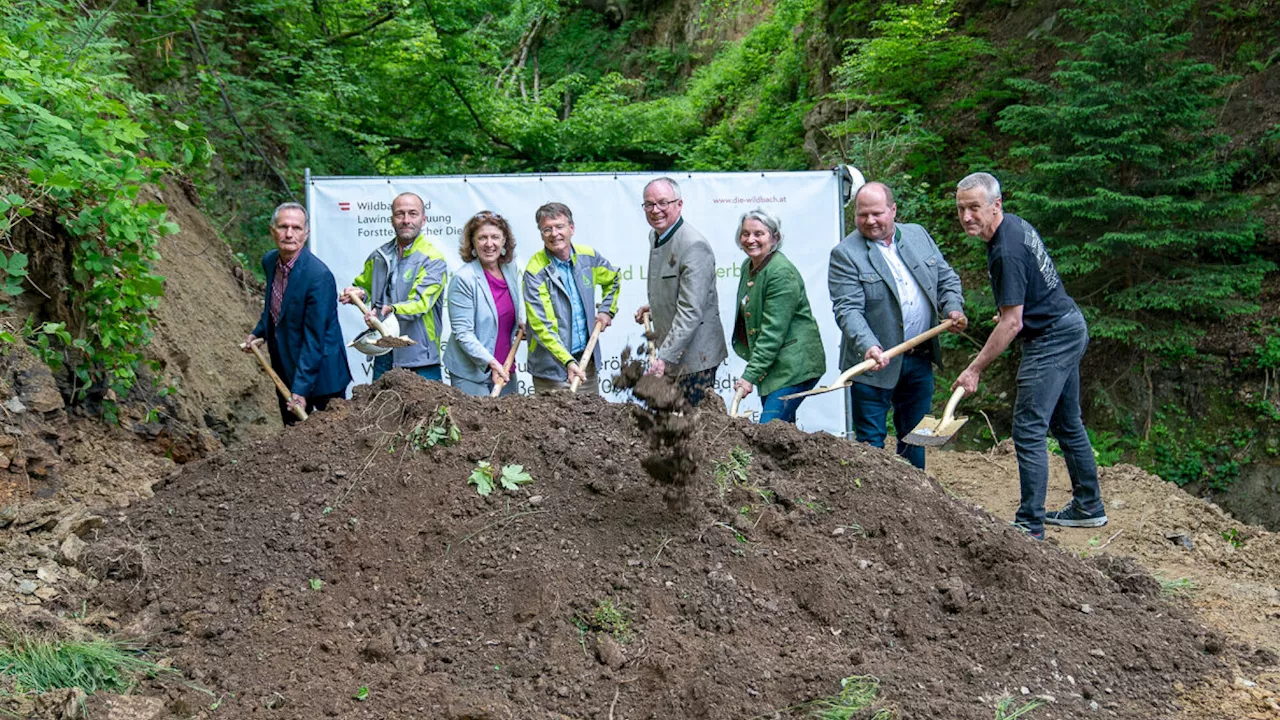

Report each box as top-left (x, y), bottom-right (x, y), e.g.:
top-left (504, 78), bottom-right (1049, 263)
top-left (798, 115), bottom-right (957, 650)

top-left (241, 338), bottom-right (307, 421)
top-left (490, 326), bottom-right (526, 397)
top-left (901, 386), bottom-right (968, 447)
top-left (779, 320), bottom-right (954, 401)
top-left (728, 387), bottom-right (751, 418)
top-left (348, 294), bottom-right (416, 348)
top-left (641, 310), bottom-right (657, 359)
top-left (569, 320), bottom-right (605, 393)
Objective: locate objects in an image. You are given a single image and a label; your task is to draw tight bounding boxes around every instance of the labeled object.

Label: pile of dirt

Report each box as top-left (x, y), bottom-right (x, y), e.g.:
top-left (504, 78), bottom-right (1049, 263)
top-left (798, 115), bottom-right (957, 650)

top-left (928, 443), bottom-right (1280, 719)
top-left (62, 372), bottom-right (1249, 720)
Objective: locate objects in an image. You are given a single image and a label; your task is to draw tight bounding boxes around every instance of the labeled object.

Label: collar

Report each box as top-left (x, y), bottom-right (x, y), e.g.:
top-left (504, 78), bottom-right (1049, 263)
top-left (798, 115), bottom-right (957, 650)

top-left (871, 225), bottom-right (901, 248)
top-left (549, 249), bottom-right (575, 268)
top-left (278, 251), bottom-right (301, 272)
top-left (654, 217), bottom-right (683, 248)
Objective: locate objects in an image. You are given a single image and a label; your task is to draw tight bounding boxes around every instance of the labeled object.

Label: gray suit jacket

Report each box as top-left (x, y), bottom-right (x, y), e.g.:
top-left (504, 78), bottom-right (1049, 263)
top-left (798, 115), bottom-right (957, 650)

top-left (443, 260), bottom-right (526, 384)
top-left (828, 223), bottom-right (963, 389)
top-left (647, 218), bottom-right (728, 375)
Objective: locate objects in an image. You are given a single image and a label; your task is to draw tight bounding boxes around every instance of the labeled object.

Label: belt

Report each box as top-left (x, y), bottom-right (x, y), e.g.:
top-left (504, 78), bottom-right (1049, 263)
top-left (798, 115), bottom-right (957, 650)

top-left (904, 345), bottom-right (932, 358)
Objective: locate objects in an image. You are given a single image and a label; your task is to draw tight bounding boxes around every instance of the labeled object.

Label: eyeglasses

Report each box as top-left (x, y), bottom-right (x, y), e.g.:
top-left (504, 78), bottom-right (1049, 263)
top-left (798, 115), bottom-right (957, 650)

top-left (641, 199), bottom-right (678, 212)
top-left (539, 223), bottom-right (570, 236)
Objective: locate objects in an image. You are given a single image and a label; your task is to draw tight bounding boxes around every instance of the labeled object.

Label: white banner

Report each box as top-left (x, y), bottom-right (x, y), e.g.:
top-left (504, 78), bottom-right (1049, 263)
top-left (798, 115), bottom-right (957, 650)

top-left (306, 170), bottom-right (858, 435)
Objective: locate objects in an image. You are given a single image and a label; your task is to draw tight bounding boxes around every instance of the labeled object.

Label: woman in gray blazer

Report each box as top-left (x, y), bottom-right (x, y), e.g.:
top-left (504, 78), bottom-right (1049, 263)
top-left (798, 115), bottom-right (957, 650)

top-left (444, 211), bottom-right (526, 396)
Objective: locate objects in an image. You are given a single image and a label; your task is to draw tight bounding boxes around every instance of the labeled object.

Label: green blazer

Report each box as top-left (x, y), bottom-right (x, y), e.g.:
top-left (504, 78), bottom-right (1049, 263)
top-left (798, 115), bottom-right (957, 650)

top-left (732, 251), bottom-right (826, 398)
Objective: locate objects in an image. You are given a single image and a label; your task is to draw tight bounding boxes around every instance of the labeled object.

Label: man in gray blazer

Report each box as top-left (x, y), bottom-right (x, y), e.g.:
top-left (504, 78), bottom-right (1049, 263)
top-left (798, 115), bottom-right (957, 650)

top-left (633, 177), bottom-right (728, 407)
top-left (829, 182), bottom-right (967, 469)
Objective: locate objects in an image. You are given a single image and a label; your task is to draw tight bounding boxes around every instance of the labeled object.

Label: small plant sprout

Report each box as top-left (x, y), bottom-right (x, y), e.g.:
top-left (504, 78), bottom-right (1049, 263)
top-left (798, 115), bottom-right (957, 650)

top-left (308, 578), bottom-right (323, 591)
top-left (499, 464), bottom-right (533, 491)
top-left (353, 686), bottom-right (369, 701)
top-left (575, 599), bottom-right (633, 643)
top-left (759, 674), bottom-right (889, 719)
top-left (712, 446), bottom-right (753, 497)
top-left (398, 404), bottom-right (460, 452)
top-left (1158, 576), bottom-right (1197, 597)
top-left (995, 695), bottom-right (1046, 719)
top-left (1221, 528), bottom-right (1245, 547)
top-left (468, 461), bottom-right (534, 496)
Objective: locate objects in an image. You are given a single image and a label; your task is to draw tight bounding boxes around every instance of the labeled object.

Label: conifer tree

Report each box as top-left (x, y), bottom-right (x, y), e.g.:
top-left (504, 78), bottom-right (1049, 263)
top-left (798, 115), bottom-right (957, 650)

top-left (997, 0), bottom-right (1268, 356)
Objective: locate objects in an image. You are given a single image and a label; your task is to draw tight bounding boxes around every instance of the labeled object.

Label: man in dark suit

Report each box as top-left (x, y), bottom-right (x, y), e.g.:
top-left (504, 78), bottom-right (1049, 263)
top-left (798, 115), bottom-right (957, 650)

top-left (828, 182), bottom-right (967, 469)
top-left (243, 202), bottom-right (351, 425)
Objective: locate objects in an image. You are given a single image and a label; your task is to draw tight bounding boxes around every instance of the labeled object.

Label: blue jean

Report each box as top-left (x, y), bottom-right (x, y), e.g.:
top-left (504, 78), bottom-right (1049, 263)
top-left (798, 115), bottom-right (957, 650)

top-left (849, 354), bottom-right (934, 469)
top-left (372, 354), bottom-right (442, 382)
top-left (1013, 310), bottom-right (1102, 534)
top-left (759, 378), bottom-right (819, 424)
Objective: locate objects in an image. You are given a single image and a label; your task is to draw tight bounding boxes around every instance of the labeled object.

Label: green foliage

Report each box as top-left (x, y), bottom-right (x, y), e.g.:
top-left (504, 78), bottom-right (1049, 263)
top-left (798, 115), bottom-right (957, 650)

top-left (1139, 414), bottom-right (1251, 490)
top-left (399, 405), bottom-right (460, 451)
top-left (574, 599), bottom-right (632, 643)
top-left (995, 696), bottom-right (1045, 719)
top-left (760, 674), bottom-right (889, 719)
top-left (0, 628), bottom-right (177, 695)
top-left (467, 460), bottom-right (533, 496)
top-left (0, 3), bottom-right (207, 415)
top-left (308, 578), bottom-right (323, 591)
top-left (1221, 527), bottom-right (1245, 548)
top-left (997, 0), bottom-right (1270, 356)
top-left (712, 446), bottom-right (753, 497)
top-left (353, 685), bottom-right (369, 701)
top-left (1157, 576), bottom-right (1196, 597)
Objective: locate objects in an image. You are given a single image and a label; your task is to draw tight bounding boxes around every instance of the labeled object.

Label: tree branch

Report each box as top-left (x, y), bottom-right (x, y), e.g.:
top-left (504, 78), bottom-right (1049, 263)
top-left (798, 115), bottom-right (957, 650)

top-left (324, 11), bottom-right (396, 46)
top-left (439, 74), bottom-right (521, 155)
top-left (187, 19), bottom-right (295, 199)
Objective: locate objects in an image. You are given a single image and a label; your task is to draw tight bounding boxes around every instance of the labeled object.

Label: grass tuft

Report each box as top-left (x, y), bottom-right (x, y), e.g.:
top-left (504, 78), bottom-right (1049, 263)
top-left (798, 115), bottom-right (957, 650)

top-left (757, 675), bottom-right (893, 719)
top-left (995, 696), bottom-right (1046, 719)
top-left (0, 627), bottom-right (177, 695)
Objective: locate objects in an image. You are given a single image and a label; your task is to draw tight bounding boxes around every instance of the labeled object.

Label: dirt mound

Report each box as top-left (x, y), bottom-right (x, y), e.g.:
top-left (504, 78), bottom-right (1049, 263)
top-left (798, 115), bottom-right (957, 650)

top-left (928, 444), bottom-right (1280, 719)
top-left (63, 373), bottom-right (1250, 719)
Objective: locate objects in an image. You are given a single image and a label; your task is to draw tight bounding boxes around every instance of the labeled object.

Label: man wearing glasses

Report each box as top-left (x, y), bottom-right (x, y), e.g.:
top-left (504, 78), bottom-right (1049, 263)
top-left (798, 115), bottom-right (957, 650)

top-left (523, 202), bottom-right (621, 393)
top-left (633, 177), bottom-right (728, 407)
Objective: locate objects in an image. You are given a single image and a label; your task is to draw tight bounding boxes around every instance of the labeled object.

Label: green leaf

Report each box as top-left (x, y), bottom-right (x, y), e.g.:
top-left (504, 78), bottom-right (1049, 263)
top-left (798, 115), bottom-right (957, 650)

top-left (354, 686), bottom-right (369, 701)
top-left (467, 460), bottom-right (495, 496)
top-left (28, 168), bottom-right (44, 184)
top-left (308, 578), bottom-right (323, 591)
top-left (173, 120), bottom-right (189, 132)
top-left (499, 464), bottom-right (534, 491)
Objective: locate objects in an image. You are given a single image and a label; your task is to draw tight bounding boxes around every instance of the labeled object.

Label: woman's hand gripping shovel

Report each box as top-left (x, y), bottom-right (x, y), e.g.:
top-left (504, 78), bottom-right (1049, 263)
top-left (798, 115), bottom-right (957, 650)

top-left (490, 326), bottom-right (526, 397)
top-left (779, 320), bottom-right (955, 401)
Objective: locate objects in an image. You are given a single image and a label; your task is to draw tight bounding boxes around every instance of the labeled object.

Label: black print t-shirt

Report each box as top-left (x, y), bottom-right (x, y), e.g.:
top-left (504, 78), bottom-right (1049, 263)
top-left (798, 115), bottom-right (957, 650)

top-left (986, 214), bottom-right (1077, 337)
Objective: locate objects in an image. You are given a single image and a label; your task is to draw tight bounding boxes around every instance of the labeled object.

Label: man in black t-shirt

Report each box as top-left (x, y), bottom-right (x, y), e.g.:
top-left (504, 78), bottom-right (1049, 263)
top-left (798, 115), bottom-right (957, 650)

top-left (952, 172), bottom-right (1106, 541)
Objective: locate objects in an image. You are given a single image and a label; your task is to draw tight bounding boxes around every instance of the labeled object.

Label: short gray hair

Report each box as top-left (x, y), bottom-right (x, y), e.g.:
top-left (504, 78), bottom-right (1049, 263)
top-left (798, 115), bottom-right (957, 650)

top-left (736, 208), bottom-right (783, 251)
top-left (644, 176), bottom-right (681, 199)
top-left (271, 202), bottom-right (309, 228)
top-left (957, 172), bottom-right (1002, 204)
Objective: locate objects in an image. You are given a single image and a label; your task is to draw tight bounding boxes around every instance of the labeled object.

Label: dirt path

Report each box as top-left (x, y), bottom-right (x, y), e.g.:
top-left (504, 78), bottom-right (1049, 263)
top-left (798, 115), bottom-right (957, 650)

top-left (923, 441), bottom-right (1280, 720)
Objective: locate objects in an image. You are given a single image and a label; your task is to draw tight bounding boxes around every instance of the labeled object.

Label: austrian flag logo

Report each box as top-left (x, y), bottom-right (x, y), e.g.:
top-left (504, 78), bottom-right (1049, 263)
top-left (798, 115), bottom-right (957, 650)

top-left (338, 201), bottom-right (351, 212)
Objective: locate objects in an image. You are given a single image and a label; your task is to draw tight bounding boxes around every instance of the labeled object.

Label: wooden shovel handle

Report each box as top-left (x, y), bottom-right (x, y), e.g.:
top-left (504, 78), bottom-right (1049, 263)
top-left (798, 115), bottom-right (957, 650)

top-left (779, 319), bottom-right (955, 401)
top-left (348, 293), bottom-right (393, 338)
top-left (490, 326), bottom-right (526, 397)
top-left (729, 386), bottom-right (748, 417)
top-left (642, 310), bottom-right (656, 358)
top-left (939, 386), bottom-right (966, 425)
top-left (243, 339), bottom-right (307, 421)
top-left (569, 320), bottom-right (605, 393)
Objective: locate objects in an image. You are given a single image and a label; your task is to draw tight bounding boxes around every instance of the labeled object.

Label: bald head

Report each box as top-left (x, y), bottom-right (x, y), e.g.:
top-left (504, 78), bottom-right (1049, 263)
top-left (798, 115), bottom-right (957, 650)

top-left (853, 182), bottom-right (897, 243)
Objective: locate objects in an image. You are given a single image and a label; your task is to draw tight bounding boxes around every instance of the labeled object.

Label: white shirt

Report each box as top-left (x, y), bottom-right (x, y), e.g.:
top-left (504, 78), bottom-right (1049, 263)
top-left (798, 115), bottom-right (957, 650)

top-left (874, 235), bottom-right (930, 341)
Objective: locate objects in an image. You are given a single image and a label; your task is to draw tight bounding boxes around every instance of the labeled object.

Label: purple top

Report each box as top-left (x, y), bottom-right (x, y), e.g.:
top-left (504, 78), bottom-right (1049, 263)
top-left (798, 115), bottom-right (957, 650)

top-left (486, 269), bottom-right (516, 367)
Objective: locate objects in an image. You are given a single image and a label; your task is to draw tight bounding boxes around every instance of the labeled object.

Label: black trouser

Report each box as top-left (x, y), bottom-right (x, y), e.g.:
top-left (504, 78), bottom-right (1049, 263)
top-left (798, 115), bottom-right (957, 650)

top-left (277, 391), bottom-right (343, 426)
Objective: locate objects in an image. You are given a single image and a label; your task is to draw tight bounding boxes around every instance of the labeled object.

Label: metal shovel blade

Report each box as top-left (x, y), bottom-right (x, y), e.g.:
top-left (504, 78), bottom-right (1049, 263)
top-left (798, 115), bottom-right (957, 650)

top-left (901, 414), bottom-right (969, 447)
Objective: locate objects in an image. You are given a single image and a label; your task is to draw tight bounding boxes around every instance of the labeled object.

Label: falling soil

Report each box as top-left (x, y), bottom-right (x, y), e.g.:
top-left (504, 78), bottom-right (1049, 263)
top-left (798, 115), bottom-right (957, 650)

top-left (617, 351), bottom-right (702, 514)
top-left (70, 372), bottom-right (1245, 720)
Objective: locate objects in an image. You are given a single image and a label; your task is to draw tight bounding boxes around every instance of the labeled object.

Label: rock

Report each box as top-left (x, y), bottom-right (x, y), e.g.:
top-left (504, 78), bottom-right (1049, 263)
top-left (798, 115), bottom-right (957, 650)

top-left (361, 633), bottom-right (395, 662)
top-left (7, 500), bottom-right (61, 533)
top-left (52, 509), bottom-right (104, 540)
top-left (36, 564), bottom-right (59, 582)
top-left (1164, 532), bottom-right (1194, 550)
top-left (16, 579), bottom-right (37, 595)
top-left (528, 495), bottom-right (543, 507)
top-left (1089, 648), bottom-right (1106, 658)
top-left (1080, 603), bottom-right (1093, 614)
top-left (34, 586), bottom-right (57, 601)
top-left (98, 693), bottom-right (166, 720)
top-left (59, 534), bottom-right (87, 564)
top-left (594, 633), bottom-right (625, 670)
top-left (937, 576), bottom-right (968, 613)
top-left (4, 396), bottom-right (26, 414)
top-left (0, 571), bottom-right (11, 586)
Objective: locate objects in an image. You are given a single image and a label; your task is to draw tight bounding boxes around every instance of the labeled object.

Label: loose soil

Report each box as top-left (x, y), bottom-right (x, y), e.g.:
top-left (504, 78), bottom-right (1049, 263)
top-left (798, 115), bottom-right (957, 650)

top-left (50, 373), bottom-right (1260, 720)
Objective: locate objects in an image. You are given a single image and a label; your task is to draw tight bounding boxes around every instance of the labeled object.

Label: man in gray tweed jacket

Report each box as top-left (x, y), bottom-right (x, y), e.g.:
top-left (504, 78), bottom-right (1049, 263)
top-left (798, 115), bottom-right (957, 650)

top-left (632, 177), bottom-right (728, 407)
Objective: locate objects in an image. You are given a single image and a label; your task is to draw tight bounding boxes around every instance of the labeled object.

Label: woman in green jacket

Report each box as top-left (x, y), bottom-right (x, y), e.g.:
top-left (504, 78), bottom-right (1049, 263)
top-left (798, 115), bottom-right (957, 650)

top-left (732, 208), bottom-right (826, 424)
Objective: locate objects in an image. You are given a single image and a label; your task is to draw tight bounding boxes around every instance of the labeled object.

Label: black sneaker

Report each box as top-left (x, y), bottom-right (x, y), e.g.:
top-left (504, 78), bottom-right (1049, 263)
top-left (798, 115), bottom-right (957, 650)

top-left (1044, 502), bottom-right (1108, 528)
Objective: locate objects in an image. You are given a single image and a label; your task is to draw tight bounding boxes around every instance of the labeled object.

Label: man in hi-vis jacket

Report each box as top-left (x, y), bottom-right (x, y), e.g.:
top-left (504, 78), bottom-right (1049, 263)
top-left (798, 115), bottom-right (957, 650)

top-left (341, 192), bottom-right (449, 381)
top-left (632, 177), bottom-right (728, 407)
top-left (523, 202), bottom-right (620, 394)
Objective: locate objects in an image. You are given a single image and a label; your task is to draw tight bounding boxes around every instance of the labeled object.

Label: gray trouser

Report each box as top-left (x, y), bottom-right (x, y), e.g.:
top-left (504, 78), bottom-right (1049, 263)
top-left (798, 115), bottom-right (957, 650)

top-left (451, 374), bottom-right (518, 397)
top-left (1013, 310), bottom-right (1102, 533)
top-left (532, 358), bottom-right (599, 395)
